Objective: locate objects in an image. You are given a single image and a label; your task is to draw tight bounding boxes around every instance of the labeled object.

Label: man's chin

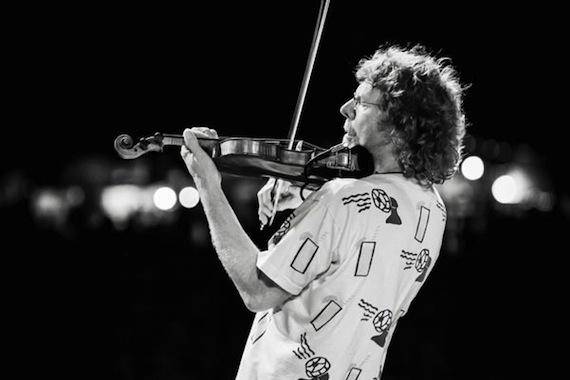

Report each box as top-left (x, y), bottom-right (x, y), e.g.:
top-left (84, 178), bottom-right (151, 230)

top-left (342, 135), bottom-right (359, 149)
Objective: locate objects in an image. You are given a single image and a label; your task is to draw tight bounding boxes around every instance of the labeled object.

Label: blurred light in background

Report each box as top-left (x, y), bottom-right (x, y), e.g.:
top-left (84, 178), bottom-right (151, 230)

top-left (489, 166), bottom-right (555, 211)
top-left (492, 174), bottom-right (522, 204)
top-left (100, 185), bottom-right (143, 229)
top-left (100, 184), bottom-right (180, 230)
top-left (461, 155), bottom-right (484, 181)
top-left (31, 187), bottom-right (69, 230)
top-left (179, 186), bottom-right (200, 208)
top-left (153, 186), bottom-right (177, 211)
top-left (30, 186), bottom-right (86, 231)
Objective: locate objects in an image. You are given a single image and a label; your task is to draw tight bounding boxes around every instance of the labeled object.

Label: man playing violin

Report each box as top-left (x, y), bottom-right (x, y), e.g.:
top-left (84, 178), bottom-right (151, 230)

top-left (180, 43), bottom-right (468, 379)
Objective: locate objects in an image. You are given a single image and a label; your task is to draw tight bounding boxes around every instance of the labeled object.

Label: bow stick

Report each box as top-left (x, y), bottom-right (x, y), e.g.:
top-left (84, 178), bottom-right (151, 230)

top-left (266, 0), bottom-right (331, 228)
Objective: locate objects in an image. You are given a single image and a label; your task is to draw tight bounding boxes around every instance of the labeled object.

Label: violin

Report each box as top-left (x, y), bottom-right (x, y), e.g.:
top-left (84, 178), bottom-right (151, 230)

top-left (113, 0), bottom-right (359, 224)
top-left (114, 132), bottom-right (373, 190)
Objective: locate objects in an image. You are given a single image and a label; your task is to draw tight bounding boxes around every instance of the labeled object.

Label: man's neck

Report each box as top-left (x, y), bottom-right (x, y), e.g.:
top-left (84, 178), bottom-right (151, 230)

top-left (371, 145), bottom-right (401, 174)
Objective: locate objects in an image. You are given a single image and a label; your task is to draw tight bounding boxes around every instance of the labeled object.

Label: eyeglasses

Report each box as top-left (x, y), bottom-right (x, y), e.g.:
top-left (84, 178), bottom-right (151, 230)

top-left (353, 93), bottom-right (381, 107)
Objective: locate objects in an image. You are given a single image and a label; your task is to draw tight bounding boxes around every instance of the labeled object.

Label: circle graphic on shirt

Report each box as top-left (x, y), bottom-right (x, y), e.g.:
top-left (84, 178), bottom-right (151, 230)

top-left (415, 248), bottom-right (429, 273)
top-left (372, 309), bottom-right (393, 334)
top-left (371, 188), bottom-right (391, 212)
top-left (294, 333), bottom-right (332, 380)
top-left (305, 356), bottom-right (331, 378)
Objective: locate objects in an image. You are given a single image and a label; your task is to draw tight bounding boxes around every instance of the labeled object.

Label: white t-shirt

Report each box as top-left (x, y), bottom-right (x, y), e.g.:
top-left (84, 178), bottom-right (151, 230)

top-left (235, 173), bottom-right (447, 380)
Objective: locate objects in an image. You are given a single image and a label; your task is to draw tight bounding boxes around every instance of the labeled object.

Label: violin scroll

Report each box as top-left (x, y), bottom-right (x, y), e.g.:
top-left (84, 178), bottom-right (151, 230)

top-left (113, 133), bottom-right (168, 159)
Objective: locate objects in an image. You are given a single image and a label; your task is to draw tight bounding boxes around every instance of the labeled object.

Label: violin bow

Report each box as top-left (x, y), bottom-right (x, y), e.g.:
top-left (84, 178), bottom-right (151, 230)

top-left (267, 0), bottom-right (331, 228)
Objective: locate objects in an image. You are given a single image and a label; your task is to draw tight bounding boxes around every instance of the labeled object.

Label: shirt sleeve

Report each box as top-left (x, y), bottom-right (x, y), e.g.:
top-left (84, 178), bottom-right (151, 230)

top-left (256, 187), bottom-right (341, 296)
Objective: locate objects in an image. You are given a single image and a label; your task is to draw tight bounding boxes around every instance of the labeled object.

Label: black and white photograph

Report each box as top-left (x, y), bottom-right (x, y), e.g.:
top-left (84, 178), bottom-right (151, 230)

top-left (2, 1), bottom-right (565, 379)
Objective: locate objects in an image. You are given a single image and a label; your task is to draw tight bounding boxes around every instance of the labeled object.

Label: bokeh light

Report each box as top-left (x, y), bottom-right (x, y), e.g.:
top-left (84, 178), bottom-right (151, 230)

top-left (153, 186), bottom-right (177, 210)
top-left (492, 174), bottom-right (521, 204)
top-left (179, 186), bottom-right (200, 208)
top-left (461, 155), bottom-right (484, 181)
top-left (100, 185), bottom-right (141, 227)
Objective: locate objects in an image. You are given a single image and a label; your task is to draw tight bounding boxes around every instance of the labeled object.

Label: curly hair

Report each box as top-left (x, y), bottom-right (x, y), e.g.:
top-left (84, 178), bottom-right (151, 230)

top-left (355, 43), bottom-right (469, 187)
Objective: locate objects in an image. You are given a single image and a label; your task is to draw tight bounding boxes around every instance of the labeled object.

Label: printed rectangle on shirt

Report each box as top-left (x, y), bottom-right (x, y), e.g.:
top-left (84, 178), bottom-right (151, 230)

top-left (345, 367), bottom-right (362, 380)
top-left (290, 238), bottom-right (319, 274)
top-left (250, 312), bottom-right (270, 344)
top-left (354, 241), bottom-right (376, 277)
top-left (311, 300), bottom-right (342, 331)
top-left (415, 206), bottom-right (430, 242)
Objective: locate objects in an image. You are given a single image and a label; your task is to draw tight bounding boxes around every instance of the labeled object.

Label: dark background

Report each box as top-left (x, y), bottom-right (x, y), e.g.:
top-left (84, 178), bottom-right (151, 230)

top-left (2, 1), bottom-right (566, 379)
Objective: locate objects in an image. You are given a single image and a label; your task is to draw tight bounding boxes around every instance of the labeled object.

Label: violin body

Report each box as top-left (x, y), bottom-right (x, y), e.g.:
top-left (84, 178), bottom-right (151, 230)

top-left (114, 132), bottom-right (373, 189)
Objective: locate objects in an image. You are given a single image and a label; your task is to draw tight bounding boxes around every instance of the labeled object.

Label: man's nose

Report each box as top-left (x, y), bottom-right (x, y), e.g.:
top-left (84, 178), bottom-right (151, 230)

top-left (339, 99), bottom-right (355, 119)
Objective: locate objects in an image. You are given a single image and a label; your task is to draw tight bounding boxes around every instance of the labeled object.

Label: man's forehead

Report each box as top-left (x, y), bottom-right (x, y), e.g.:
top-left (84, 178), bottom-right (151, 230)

top-left (356, 82), bottom-right (381, 98)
